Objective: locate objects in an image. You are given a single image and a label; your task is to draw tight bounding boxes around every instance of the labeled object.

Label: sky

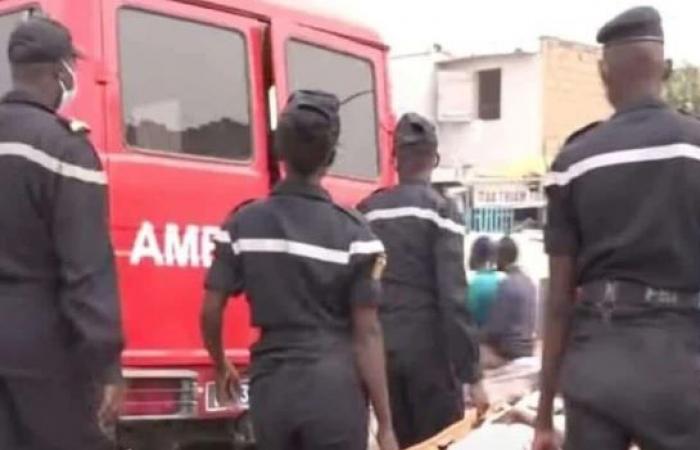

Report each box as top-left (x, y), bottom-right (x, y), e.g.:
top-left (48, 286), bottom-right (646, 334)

top-left (270, 0), bottom-right (699, 64)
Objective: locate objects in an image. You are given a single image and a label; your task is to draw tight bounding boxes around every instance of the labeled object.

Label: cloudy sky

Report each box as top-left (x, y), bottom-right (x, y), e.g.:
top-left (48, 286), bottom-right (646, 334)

top-left (271, 0), bottom-right (699, 63)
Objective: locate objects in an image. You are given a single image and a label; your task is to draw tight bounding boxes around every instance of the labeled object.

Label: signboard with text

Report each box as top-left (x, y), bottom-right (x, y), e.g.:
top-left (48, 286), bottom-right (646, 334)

top-left (471, 181), bottom-right (544, 209)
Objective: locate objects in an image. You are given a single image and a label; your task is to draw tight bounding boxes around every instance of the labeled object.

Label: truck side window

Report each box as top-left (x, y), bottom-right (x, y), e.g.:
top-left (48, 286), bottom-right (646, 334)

top-left (119, 9), bottom-right (252, 161)
top-left (286, 40), bottom-right (379, 179)
top-left (0, 9), bottom-right (36, 95)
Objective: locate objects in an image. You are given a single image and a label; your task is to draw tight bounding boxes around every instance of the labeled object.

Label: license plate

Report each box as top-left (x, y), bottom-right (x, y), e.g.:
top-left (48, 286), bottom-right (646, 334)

top-left (205, 380), bottom-right (249, 412)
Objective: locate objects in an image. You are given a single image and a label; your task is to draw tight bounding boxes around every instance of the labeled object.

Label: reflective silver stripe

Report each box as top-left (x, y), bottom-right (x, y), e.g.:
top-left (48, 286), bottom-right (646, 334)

top-left (544, 143), bottom-right (700, 188)
top-left (0, 142), bottom-right (107, 185)
top-left (349, 239), bottom-right (385, 255)
top-left (213, 229), bottom-right (232, 244)
top-left (365, 206), bottom-right (465, 235)
top-left (231, 238), bottom-right (384, 265)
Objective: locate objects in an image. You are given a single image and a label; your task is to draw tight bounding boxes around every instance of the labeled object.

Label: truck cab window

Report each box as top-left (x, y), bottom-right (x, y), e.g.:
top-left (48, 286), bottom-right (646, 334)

top-left (286, 41), bottom-right (379, 179)
top-left (119, 9), bottom-right (252, 161)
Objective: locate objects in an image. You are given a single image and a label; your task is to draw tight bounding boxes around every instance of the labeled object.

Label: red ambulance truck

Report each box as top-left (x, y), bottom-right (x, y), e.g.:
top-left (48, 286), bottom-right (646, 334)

top-left (0, 1), bottom-right (395, 448)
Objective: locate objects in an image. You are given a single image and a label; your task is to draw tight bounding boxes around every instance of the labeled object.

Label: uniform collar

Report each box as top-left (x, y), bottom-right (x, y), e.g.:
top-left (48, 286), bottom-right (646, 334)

top-left (1, 89), bottom-right (55, 115)
top-left (272, 179), bottom-right (331, 202)
top-left (613, 96), bottom-right (667, 117)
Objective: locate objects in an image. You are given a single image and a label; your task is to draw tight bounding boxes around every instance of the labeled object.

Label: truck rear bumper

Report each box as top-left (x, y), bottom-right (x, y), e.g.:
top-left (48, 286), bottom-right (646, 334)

top-left (118, 367), bottom-right (253, 448)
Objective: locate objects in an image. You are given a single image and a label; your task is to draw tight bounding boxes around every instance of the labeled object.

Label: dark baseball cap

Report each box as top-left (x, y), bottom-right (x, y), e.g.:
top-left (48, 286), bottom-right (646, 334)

top-left (597, 6), bottom-right (664, 47)
top-left (394, 113), bottom-right (438, 153)
top-left (8, 16), bottom-right (82, 64)
top-left (281, 90), bottom-right (341, 142)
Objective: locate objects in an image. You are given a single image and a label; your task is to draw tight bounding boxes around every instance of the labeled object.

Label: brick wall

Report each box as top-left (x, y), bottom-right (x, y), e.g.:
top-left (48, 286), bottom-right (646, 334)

top-left (540, 37), bottom-right (612, 164)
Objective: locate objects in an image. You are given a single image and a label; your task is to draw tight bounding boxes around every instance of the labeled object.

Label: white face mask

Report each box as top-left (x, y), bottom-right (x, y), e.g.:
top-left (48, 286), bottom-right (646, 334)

top-left (58, 60), bottom-right (77, 109)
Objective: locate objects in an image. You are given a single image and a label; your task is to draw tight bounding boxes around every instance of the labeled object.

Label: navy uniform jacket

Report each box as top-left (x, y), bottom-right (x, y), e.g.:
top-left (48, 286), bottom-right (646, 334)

top-left (358, 182), bottom-right (481, 382)
top-left (0, 90), bottom-right (123, 382)
top-left (545, 98), bottom-right (700, 291)
top-left (205, 180), bottom-right (384, 375)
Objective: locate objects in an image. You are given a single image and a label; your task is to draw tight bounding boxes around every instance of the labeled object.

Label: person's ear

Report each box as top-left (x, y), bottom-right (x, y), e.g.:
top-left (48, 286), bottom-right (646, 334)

top-left (598, 59), bottom-right (609, 85)
top-left (433, 152), bottom-right (440, 168)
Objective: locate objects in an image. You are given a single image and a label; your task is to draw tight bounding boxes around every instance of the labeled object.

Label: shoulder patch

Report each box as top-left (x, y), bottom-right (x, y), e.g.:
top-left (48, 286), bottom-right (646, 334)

top-left (371, 253), bottom-right (388, 280)
top-left (69, 119), bottom-right (90, 134)
top-left (564, 121), bottom-right (602, 145)
top-left (57, 116), bottom-right (91, 135)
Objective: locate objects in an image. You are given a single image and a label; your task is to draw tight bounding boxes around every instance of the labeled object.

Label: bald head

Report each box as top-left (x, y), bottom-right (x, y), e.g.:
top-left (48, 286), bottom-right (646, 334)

top-left (599, 40), bottom-right (668, 110)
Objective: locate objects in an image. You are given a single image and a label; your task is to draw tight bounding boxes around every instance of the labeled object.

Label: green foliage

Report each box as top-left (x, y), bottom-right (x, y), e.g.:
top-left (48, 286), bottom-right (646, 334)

top-left (664, 63), bottom-right (700, 114)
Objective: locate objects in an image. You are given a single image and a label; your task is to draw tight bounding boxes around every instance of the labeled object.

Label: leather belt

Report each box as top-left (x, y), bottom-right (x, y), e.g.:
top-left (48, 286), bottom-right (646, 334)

top-left (579, 280), bottom-right (700, 320)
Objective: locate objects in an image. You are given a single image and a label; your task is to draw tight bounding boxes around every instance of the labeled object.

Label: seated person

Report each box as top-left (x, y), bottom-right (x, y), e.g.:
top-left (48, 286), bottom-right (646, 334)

top-left (481, 236), bottom-right (536, 369)
top-left (467, 236), bottom-right (503, 327)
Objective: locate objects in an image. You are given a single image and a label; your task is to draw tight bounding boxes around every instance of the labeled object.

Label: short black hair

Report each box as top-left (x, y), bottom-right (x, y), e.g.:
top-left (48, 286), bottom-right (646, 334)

top-left (275, 108), bottom-right (339, 176)
top-left (469, 236), bottom-right (496, 270)
top-left (497, 236), bottom-right (519, 266)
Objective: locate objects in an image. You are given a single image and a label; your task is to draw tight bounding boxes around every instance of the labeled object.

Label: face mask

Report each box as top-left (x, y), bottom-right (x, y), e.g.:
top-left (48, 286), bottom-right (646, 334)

top-left (58, 60), bottom-right (77, 109)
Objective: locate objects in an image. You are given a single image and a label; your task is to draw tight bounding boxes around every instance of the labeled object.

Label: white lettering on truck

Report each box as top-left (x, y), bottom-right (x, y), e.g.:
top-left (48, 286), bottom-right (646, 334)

top-left (130, 221), bottom-right (164, 266)
top-left (128, 221), bottom-right (221, 268)
top-left (164, 224), bottom-right (199, 267)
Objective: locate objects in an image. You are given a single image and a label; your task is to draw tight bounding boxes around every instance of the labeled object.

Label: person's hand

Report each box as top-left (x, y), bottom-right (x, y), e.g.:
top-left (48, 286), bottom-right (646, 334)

top-left (532, 427), bottom-right (560, 450)
top-left (376, 424), bottom-right (400, 450)
top-left (97, 382), bottom-right (125, 433)
top-left (467, 381), bottom-right (490, 418)
top-left (215, 359), bottom-right (241, 405)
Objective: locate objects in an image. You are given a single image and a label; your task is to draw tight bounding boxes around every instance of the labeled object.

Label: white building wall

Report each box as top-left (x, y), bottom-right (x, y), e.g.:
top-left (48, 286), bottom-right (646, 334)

top-left (389, 51), bottom-right (445, 120)
top-left (438, 54), bottom-right (543, 175)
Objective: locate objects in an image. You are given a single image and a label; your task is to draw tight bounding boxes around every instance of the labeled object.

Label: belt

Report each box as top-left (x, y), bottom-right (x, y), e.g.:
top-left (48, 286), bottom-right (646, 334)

top-left (258, 326), bottom-right (350, 351)
top-left (579, 280), bottom-right (700, 320)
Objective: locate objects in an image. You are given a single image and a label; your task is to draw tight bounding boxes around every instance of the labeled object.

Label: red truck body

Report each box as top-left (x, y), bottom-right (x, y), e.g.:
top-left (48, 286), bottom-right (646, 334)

top-left (0, 0), bottom-right (394, 447)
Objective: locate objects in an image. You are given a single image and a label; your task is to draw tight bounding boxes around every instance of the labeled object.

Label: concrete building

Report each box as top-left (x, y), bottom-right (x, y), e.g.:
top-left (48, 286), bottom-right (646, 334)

top-left (390, 47), bottom-right (449, 118)
top-left (437, 49), bottom-right (543, 175)
top-left (398, 37), bottom-right (612, 178)
top-left (539, 37), bottom-right (612, 164)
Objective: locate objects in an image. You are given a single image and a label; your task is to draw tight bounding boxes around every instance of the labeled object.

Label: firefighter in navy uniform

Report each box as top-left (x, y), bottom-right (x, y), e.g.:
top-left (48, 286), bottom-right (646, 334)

top-left (201, 90), bottom-right (398, 450)
top-left (358, 113), bottom-right (486, 448)
top-left (534, 7), bottom-right (700, 450)
top-left (0, 17), bottom-right (124, 450)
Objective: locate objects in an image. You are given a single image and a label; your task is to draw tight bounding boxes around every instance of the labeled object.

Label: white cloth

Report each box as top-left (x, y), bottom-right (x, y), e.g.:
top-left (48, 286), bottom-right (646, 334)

top-left (451, 424), bottom-right (533, 450)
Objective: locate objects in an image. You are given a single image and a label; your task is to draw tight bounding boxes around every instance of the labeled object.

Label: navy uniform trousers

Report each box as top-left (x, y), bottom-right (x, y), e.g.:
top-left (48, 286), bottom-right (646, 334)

top-left (381, 285), bottom-right (464, 448)
top-left (561, 308), bottom-right (700, 450)
top-left (0, 373), bottom-right (110, 450)
top-left (249, 337), bottom-right (368, 450)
